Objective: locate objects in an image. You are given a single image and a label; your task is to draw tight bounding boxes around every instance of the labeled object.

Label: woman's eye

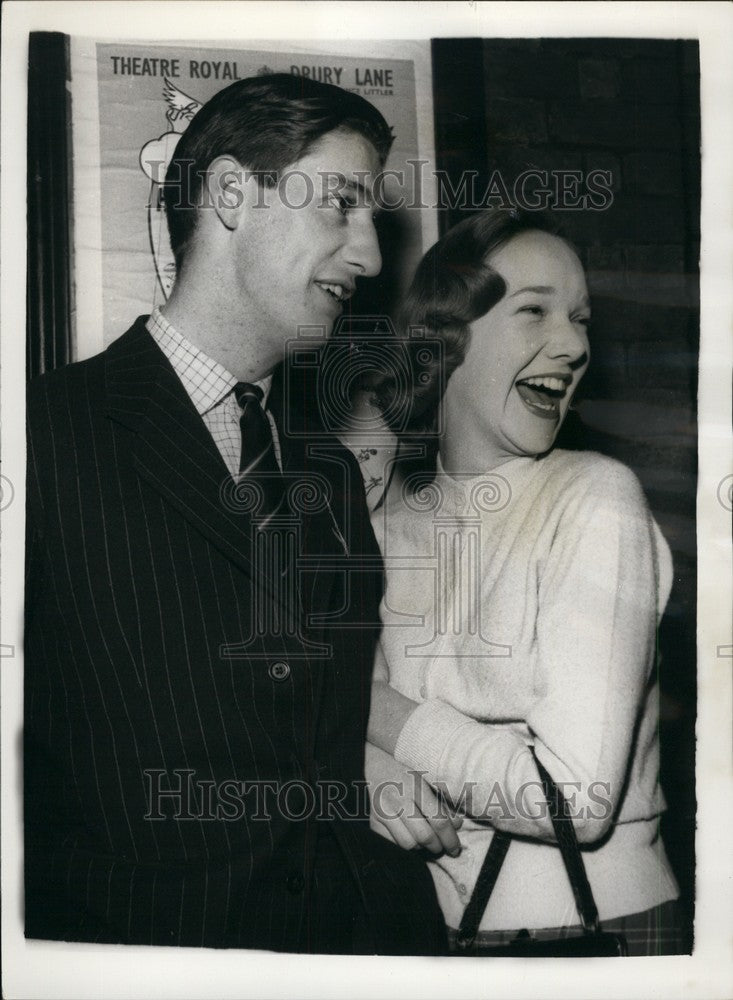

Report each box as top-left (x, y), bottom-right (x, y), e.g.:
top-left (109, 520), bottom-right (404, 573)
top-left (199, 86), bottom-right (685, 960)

top-left (574, 315), bottom-right (592, 329)
top-left (519, 305), bottom-right (545, 318)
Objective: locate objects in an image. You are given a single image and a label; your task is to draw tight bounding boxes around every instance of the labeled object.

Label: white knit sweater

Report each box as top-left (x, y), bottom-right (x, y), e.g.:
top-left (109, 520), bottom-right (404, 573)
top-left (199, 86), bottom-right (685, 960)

top-left (371, 449), bottom-right (679, 931)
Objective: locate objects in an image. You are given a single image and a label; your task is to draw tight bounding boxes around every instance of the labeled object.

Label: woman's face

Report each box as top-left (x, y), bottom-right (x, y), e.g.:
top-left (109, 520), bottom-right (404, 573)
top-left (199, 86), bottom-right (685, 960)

top-left (442, 230), bottom-right (590, 470)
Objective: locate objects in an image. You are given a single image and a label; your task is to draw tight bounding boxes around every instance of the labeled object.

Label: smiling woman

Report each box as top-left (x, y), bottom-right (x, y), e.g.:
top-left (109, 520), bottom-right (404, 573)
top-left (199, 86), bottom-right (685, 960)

top-left (365, 207), bottom-right (683, 955)
top-left (439, 228), bottom-right (590, 474)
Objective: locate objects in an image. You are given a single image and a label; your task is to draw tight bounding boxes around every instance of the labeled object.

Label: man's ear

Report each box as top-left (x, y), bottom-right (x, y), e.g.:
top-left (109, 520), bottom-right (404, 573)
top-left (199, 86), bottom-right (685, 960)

top-left (205, 155), bottom-right (250, 231)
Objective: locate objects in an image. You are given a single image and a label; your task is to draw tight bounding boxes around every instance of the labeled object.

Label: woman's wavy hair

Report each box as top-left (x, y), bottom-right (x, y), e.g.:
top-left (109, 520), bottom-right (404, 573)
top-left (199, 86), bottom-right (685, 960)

top-left (382, 208), bottom-right (566, 478)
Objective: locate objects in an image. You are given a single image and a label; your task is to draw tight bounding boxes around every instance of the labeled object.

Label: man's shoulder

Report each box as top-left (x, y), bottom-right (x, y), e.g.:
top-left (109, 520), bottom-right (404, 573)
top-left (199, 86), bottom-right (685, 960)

top-left (28, 350), bottom-right (101, 393)
top-left (27, 316), bottom-right (155, 426)
top-left (28, 317), bottom-right (152, 394)
top-left (26, 356), bottom-right (103, 439)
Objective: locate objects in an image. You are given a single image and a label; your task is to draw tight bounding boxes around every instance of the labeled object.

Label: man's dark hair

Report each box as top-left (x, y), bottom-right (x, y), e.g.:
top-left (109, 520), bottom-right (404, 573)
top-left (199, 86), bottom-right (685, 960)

top-left (163, 73), bottom-right (394, 270)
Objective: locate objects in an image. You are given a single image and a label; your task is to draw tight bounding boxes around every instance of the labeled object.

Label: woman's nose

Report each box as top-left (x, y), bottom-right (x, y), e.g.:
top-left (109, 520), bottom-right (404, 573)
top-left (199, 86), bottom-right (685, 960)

top-left (547, 317), bottom-right (589, 364)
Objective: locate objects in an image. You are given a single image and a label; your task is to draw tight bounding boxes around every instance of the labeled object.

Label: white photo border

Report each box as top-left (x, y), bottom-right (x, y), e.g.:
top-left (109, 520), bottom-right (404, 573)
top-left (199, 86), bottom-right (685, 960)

top-left (2, 3), bottom-right (731, 999)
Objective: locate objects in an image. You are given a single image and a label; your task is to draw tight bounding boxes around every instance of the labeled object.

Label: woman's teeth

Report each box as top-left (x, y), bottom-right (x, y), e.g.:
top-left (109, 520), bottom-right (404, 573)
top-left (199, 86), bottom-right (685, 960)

top-left (520, 376), bottom-right (567, 393)
top-left (515, 378), bottom-right (566, 418)
top-left (527, 395), bottom-right (554, 411)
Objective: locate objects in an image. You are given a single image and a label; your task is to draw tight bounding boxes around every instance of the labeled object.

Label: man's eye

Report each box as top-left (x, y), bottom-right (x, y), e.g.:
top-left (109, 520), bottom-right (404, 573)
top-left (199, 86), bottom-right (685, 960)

top-left (328, 193), bottom-right (351, 216)
top-left (573, 315), bottom-right (592, 329)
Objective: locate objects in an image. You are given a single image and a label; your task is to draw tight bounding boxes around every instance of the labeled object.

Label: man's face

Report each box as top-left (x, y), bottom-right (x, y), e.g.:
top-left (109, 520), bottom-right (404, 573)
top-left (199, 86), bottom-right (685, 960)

top-left (231, 128), bottom-right (383, 354)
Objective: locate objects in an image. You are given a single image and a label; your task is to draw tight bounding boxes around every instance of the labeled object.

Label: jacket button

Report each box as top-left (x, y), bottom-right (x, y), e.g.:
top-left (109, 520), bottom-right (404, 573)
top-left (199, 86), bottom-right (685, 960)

top-left (286, 873), bottom-right (305, 894)
top-left (269, 661), bottom-right (290, 682)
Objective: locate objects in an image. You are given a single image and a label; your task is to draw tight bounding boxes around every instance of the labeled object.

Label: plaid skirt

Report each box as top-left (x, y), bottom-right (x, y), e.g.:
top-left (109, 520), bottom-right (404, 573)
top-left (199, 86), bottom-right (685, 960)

top-left (447, 899), bottom-right (688, 956)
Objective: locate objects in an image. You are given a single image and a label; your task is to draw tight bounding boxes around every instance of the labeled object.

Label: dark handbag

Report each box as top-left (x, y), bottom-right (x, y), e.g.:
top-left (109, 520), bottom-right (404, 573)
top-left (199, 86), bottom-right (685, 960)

top-left (455, 748), bottom-right (628, 957)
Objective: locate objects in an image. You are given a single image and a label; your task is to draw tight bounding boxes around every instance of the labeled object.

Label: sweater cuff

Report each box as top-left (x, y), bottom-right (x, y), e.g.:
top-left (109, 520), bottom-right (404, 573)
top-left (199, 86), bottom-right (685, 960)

top-left (394, 699), bottom-right (480, 779)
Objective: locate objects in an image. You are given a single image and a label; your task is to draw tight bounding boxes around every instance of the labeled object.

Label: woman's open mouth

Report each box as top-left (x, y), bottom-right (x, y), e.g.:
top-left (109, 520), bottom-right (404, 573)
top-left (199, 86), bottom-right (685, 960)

top-left (515, 374), bottom-right (570, 420)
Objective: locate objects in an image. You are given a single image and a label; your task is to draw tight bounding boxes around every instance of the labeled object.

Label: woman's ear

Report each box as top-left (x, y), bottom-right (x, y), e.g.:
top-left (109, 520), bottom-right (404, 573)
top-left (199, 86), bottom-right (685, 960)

top-left (205, 155), bottom-right (248, 232)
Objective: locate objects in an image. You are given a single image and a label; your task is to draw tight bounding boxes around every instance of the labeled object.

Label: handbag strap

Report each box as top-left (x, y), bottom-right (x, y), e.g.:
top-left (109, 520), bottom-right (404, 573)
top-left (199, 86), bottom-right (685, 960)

top-left (455, 829), bottom-right (512, 948)
top-left (532, 751), bottom-right (600, 935)
top-left (456, 747), bottom-right (600, 949)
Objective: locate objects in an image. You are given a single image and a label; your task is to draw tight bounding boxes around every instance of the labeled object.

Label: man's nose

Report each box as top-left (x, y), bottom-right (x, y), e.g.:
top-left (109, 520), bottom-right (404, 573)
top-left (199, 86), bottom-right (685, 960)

top-left (346, 215), bottom-right (382, 278)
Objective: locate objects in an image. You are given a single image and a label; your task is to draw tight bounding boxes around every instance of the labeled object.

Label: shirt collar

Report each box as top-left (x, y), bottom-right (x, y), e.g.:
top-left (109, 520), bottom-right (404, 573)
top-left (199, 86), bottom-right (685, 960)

top-left (146, 308), bottom-right (273, 415)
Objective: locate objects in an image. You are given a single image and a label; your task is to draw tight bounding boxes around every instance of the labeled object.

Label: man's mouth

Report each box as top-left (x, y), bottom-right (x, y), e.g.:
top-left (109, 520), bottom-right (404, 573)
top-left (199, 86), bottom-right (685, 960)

top-left (315, 281), bottom-right (354, 305)
top-left (514, 374), bottom-right (571, 420)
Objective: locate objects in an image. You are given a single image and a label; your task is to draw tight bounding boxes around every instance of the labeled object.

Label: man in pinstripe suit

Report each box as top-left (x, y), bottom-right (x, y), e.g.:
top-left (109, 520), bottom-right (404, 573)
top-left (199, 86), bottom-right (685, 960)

top-left (24, 74), bottom-right (447, 954)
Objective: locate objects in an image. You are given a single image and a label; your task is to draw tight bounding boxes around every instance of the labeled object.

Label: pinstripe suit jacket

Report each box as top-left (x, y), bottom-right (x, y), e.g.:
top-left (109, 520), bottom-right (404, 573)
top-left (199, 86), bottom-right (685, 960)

top-left (24, 317), bottom-right (445, 953)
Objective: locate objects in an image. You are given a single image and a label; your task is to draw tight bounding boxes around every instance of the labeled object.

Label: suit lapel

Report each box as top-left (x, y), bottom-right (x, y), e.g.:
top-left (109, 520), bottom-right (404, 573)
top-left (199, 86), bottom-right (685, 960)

top-left (104, 321), bottom-right (367, 621)
top-left (105, 318), bottom-right (279, 593)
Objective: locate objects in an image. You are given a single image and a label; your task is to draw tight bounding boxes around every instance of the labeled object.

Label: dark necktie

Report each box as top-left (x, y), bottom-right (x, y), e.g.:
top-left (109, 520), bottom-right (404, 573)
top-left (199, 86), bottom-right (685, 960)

top-left (233, 382), bottom-right (285, 522)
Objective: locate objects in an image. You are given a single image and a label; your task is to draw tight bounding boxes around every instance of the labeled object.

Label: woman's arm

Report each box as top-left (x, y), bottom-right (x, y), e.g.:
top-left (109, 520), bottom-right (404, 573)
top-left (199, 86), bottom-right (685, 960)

top-left (383, 460), bottom-right (671, 843)
top-left (367, 641), bottom-right (417, 756)
top-left (367, 643), bottom-right (463, 854)
top-left (364, 740), bottom-right (462, 855)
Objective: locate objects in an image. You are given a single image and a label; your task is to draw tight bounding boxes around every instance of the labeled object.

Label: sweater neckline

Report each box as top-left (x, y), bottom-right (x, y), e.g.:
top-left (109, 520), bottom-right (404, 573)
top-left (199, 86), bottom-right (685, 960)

top-left (436, 451), bottom-right (538, 479)
top-left (431, 453), bottom-right (542, 519)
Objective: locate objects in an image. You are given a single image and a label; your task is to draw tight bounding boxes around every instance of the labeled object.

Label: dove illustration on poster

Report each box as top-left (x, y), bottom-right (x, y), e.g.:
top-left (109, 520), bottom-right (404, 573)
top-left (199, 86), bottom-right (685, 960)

top-left (138, 78), bottom-right (202, 298)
